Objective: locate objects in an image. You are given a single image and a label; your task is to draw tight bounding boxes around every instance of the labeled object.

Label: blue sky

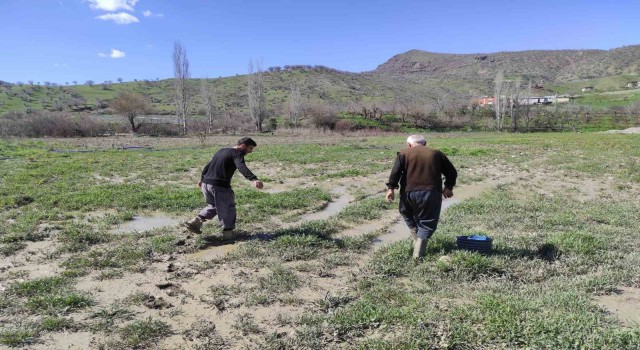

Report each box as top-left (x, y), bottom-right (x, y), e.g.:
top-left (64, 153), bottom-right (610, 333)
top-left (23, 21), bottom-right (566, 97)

top-left (1, 0), bottom-right (639, 84)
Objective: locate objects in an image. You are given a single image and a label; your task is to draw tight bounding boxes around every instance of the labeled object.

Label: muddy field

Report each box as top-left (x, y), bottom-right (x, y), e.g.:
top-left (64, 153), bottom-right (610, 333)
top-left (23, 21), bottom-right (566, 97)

top-left (1, 132), bottom-right (639, 349)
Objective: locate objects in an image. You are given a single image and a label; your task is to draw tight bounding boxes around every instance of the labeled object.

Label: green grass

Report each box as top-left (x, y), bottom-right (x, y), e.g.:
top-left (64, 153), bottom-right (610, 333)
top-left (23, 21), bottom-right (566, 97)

top-left (548, 74), bottom-right (640, 94)
top-left (336, 197), bottom-right (392, 223)
top-left (39, 316), bottom-right (77, 332)
top-left (3, 276), bottom-right (93, 339)
top-left (62, 243), bottom-right (147, 270)
top-left (8, 276), bottom-right (69, 297)
top-left (257, 264), bottom-right (302, 293)
top-left (1, 132), bottom-right (639, 348)
top-left (57, 222), bottom-right (112, 253)
top-left (233, 313), bottom-right (262, 336)
top-left (574, 90), bottom-right (640, 108)
top-left (118, 318), bottom-right (172, 348)
top-left (0, 325), bottom-right (39, 347)
top-left (24, 291), bottom-right (93, 314)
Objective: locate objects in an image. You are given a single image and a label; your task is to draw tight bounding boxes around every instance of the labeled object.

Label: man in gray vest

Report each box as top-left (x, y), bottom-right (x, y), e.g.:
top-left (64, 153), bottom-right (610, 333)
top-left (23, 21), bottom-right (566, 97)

top-left (386, 134), bottom-right (457, 258)
top-left (185, 137), bottom-right (263, 240)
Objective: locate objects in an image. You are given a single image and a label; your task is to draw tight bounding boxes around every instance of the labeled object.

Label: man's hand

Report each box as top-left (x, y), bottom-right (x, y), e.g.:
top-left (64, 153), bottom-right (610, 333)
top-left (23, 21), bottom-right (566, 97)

top-left (253, 180), bottom-right (264, 190)
top-left (385, 189), bottom-right (395, 203)
top-left (443, 187), bottom-right (454, 199)
top-left (198, 181), bottom-right (202, 188)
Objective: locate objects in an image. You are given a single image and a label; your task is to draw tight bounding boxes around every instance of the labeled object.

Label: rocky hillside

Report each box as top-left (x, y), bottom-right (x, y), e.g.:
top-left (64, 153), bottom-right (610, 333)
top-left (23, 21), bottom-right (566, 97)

top-left (373, 45), bottom-right (640, 82)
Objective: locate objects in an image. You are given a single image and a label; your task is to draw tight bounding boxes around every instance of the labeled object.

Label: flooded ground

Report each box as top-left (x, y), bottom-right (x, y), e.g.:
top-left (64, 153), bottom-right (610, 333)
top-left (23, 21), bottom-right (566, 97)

top-left (113, 215), bottom-right (181, 233)
top-left (4, 134), bottom-right (639, 349)
top-left (300, 186), bottom-right (353, 222)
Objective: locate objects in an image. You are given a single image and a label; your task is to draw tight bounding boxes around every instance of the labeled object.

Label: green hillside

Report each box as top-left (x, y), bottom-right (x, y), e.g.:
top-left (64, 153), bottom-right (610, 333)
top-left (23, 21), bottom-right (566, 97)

top-left (2, 45), bottom-right (640, 116)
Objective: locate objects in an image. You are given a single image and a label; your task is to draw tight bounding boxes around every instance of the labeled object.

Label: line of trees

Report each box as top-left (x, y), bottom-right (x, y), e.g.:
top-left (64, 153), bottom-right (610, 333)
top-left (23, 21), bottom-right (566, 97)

top-left (7, 44), bottom-right (639, 137)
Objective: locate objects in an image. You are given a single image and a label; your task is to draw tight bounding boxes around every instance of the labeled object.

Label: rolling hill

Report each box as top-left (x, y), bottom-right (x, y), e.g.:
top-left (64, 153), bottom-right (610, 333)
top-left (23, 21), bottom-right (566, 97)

top-left (1, 45), bottom-right (639, 116)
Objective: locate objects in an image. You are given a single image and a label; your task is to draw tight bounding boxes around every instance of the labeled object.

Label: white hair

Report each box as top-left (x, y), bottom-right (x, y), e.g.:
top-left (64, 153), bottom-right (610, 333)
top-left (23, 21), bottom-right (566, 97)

top-left (406, 134), bottom-right (426, 146)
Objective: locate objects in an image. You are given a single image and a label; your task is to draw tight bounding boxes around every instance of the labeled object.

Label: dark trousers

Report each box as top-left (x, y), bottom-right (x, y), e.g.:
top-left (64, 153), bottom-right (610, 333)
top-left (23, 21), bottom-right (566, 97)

top-left (198, 184), bottom-right (236, 230)
top-left (399, 190), bottom-right (442, 240)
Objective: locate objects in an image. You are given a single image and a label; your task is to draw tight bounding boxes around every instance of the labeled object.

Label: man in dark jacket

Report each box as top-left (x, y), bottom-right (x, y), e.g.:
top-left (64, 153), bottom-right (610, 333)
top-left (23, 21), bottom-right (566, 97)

top-left (185, 137), bottom-right (263, 239)
top-left (386, 134), bottom-right (457, 258)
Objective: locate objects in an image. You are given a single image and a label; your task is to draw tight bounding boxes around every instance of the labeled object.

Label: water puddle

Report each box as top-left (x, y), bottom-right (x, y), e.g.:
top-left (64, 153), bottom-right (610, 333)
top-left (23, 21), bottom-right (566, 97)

top-left (188, 243), bottom-right (239, 261)
top-left (188, 187), bottom-right (353, 261)
top-left (113, 215), bottom-right (180, 233)
top-left (186, 177), bottom-right (516, 261)
top-left (337, 221), bottom-right (389, 238)
top-left (300, 186), bottom-right (353, 222)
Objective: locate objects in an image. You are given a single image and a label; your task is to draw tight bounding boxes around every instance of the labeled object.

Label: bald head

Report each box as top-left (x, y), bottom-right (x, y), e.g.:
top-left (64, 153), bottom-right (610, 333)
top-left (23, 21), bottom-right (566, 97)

top-left (406, 134), bottom-right (426, 147)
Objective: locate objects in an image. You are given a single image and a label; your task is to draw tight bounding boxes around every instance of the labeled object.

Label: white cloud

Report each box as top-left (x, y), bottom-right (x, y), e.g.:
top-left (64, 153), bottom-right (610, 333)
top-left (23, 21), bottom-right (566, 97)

top-left (143, 10), bottom-right (163, 17)
top-left (96, 12), bottom-right (139, 24)
top-left (109, 49), bottom-right (126, 58)
top-left (87, 0), bottom-right (139, 12)
top-left (98, 49), bottom-right (126, 58)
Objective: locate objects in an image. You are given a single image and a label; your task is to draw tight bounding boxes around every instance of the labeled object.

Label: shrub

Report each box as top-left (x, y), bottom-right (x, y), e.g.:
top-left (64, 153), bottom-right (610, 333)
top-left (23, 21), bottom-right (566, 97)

top-left (0, 111), bottom-right (116, 137)
top-left (307, 103), bottom-right (337, 131)
top-left (334, 119), bottom-right (354, 135)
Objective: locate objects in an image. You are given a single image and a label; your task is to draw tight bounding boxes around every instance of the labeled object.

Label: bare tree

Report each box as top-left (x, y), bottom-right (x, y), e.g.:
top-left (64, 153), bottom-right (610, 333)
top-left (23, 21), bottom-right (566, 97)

top-left (85, 80), bottom-right (94, 87)
top-left (522, 80), bottom-right (534, 130)
top-left (200, 79), bottom-right (216, 133)
top-left (111, 91), bottom-right (151, 135)
top-left (72, 81), bottom-right (77, 85)
top-left (394, 95), bottom-right (414, 123)
top-left (428, 90), bottom-right (448, 118)
top-left (360, 101), bottom-right (383, 120)
top-left (173, 41), bottom-right (191, 134)
top-left (247, 59), bottom-right (266, 132)
top-left (509, 77), bottom-right (522, 131)
top-left (493, 72), bottom-right (507, 130)
top-left (287, 82), bottom-right (304, 127)
top-left (117, 77), bottom-right (123, 84)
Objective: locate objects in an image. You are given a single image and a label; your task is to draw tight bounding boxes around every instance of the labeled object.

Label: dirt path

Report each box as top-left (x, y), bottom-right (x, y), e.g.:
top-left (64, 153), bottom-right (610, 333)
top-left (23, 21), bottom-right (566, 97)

top-left (596, 287), bottom-right (640, 326)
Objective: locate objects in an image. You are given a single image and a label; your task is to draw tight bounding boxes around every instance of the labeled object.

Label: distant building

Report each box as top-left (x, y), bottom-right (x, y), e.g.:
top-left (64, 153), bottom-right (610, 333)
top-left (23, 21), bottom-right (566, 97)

top-left (519, 96), bottom-right (552, 105)
top-left (475, 96), bottom-right (495, 107)
top-left (475, 94), bottom-right (569, 107)
top-left (581, 86), bottom-right (595, 92)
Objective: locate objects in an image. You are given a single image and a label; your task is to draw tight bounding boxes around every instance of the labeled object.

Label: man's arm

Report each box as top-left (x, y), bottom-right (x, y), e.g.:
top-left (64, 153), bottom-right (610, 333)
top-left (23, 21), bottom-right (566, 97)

top-left (386, 152), bottom-right (403, 190)
top-left (233, 154), bottom-right (262, 189)
top-left (385, 153), bottom-right (403, 202)
top-left (441, 153), bottom-right (457, 197)
top-left (199, 160), bottom-right (211, 187)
